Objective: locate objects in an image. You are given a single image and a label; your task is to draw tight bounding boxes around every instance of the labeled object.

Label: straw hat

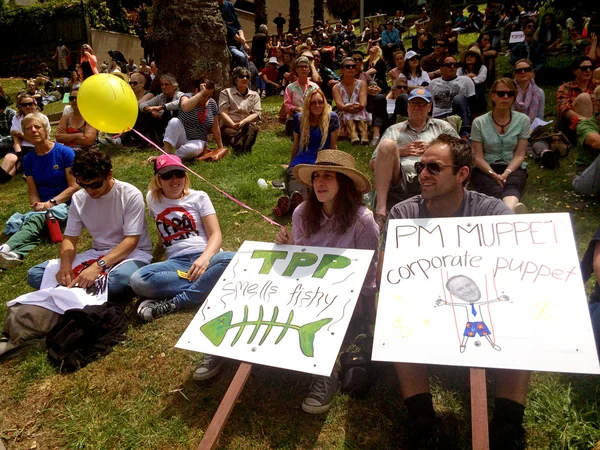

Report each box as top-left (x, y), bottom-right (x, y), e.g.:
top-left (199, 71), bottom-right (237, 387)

top-left (459, 47), bottom-right (483, 65)
top-left (293, 150), bottom-right (372, 194)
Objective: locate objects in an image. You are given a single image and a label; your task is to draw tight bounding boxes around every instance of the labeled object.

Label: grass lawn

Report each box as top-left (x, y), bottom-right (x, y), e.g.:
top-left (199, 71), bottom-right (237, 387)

top-left (2, 39), bottom-right (600, 449)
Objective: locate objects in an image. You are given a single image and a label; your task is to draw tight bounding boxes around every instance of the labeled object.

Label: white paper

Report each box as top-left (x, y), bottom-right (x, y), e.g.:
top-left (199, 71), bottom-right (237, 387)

top-left (373, 213), bottom-right (600, 375)
top-left (530, 118), bottom-right (552, 131)
top-left (510, 31), bottom-right (525, 43)
top-left (177, 241), bottom-right (374, 376)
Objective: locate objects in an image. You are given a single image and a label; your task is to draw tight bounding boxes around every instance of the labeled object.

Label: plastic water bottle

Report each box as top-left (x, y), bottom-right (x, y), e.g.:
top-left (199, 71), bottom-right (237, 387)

top-left (257, 178), bottom-right (268, 189)
top-left (45, 210), bottom-right (63, 244)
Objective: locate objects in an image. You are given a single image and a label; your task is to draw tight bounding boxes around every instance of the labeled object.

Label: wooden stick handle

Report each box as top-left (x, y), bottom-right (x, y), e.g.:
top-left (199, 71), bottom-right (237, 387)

top-left (470, 367), bottom-right (490, 450)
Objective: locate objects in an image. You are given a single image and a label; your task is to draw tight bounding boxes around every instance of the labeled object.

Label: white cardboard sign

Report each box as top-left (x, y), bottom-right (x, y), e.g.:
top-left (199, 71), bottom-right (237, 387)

top-left (373, 213), bottom-right (600, 374)
top-left (176, 241), bottom-right (374, 376)
top-left (510, 31), bottom-right (525, 43)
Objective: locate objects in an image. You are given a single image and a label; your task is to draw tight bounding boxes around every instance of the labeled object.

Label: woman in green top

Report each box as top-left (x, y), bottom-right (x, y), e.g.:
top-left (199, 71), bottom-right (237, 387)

top-left (470, 78), bottom-right (530, 213)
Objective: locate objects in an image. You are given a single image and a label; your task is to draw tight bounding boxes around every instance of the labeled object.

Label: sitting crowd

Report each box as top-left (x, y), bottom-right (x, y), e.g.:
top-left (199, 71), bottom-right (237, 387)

top-left (3, 4), bottom-right (600, 450)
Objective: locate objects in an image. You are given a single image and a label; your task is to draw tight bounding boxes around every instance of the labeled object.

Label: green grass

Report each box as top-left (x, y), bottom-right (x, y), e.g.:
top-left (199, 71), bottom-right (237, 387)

top-left (2, 61), bottom-right (600, 450)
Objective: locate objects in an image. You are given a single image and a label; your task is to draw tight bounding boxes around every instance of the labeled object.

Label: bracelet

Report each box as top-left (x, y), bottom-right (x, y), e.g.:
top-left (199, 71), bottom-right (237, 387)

top-left (488, 169), bottom-right (494, 175)
top-left (504, 168), bottom-right (512, 174)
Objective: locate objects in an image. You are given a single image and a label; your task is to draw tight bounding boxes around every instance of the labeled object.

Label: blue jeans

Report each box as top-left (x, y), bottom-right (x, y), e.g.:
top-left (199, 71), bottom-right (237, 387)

top-left (129, 251), bottom-right (234, 309)
top-left (27, 259), bottom-right (148, 303)
top-left (228, 45), bottom-right (248, 68)
top-left (438, 93), bottom-right (472, 133)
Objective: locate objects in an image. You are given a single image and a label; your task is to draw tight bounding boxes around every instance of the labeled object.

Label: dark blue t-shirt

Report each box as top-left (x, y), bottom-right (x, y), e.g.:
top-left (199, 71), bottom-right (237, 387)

top-left (23, 143), bottom-right (75, 202)
top-left (290, 112), bottom-right (340, 167)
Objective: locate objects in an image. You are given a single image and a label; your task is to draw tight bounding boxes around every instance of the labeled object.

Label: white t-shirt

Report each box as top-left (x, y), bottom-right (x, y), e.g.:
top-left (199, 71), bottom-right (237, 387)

top-left (146, 189), bottom-right (216, 258)
top-left (428, 75), bottom-right (475, 118)
top-left (65, 180), bottom-right (152, 260)
top-left (407, 71), bottom-right (431, 87)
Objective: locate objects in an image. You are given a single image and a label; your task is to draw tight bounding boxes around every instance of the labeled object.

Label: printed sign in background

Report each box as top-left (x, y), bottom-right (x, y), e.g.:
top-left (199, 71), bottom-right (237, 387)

top-left (509, 31), bottom-right (525, 43)
top-left (373, 213), bottom-right (600, 374)
top-left (177, 241), bottom-right (374, 376)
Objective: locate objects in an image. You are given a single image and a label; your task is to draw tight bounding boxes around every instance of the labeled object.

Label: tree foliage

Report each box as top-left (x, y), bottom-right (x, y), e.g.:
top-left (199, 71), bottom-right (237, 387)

top-left (254, 0), bottom-right (267, 33)
top-left (313, 0), bottom-right (324, 24)
top-left (325, 0), bottom-right (358, 22)
top-left (289, 0), bottom-right (300, 32)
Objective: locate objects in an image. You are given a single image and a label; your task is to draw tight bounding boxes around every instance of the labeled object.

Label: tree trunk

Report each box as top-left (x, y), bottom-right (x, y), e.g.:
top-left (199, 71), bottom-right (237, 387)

top-left (254, 0), bottom-right (267, 33)
top-left (146, 0), bottom-right (231, 93)
top-left (289, 0), bottom-right (300, 33)
top-left (429, 0), bottom-right (449, 37)
top-left (314, 0), bottom-right (324, 23)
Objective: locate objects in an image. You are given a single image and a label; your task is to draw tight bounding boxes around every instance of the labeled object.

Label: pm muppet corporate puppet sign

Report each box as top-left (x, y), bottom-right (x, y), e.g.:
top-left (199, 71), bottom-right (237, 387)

top-left (177, 241), bottom-right (374, 376)
top-left (373, 213), bottom-right (600, 374)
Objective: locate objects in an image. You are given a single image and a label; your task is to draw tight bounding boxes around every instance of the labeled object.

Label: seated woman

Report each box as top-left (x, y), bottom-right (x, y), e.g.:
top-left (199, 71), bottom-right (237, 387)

top-left (67, 70), bottom-right (81, 91)
top-left (25, 79), bottom-right (44, 111)
top-left (0, 112), bottom-right (77, 269)
top-left (196, 150), bottom-right (379, 412)
top-left (364, 45), bottom-right (388, 93)
top-left (219, 66), bottom-right (262, 154)
top-left (472, 32), bottom-right (499, 87)
top-left (55, 88), bottom-right (98, 151)
top-left (387, 75), bottom-right (409, 122)
top-left (534, 13), bottom-right (563, 54)
top-left (457, 47), bottom-right (488, 115)
top-left (162, 79), bottom-right (226, 162)
top-left (332, 57), bottom-right (371, 145)
top-left (388, 49), bottom-right (406, 85)
top-left (470, 78), bottom-right (530, 213)
top-left (0, 94), bottom-right (40, 183)
top-left (403, 51), bottom-right (431, 92)
top-left (273, 89), bottom-right (339, 217)
top-left (283, 56), bottom-right (319, 135)
top-left (132, 154), bottom-right (234, 322)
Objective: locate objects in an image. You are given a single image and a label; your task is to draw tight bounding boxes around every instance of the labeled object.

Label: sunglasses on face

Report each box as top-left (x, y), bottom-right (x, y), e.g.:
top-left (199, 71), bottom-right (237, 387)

top-left (297, 65), bottom-right (310, 70)
top-left (313, 55), bottom-right (321, 58)
top-left (493, 90), bottom-right (516, 97)
top-left (444, 62), bottom-right (459, 68)
top-left (159, 170), bottom-right (186, 180)
top-left (343, 64), bottom-right (356, 69)
top-left (129, 81), bottom-right (140, 86)
top-left (238, 74), bottom-right (250, 79)
top-left (160, 83), bottom-right (172, 87)
top-left (579, 65), bottom-right (593, 72)
top-left (69, 96), bottom-right (77, 102)
top-left (310, 100), bottom-right (325, 105)
top-left (76, 178), bottom-right (105, 189)
top-left (394, 85), bottom-right (408, 90)
top-left (415, 161), bottom-right (457, 175)
top-left (352, 57), bottom-right (363, 62)
top-left (20, 102), bottom-right (35, 107)
top-left (435, 43), bottom-right (447, 47)
top-left (515, 67), bottom-right (533, 74)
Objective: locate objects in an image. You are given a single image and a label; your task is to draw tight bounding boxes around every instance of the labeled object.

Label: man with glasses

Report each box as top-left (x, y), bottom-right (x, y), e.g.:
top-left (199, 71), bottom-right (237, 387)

top-left (574, 86), bottom-right (600, 195)
top-left (138, 74), bottom-right (184, 145)
top-left (27, 150), bottom-right (152, 303)
top-left (311, 50), bottom-right (339, 102)
top-left (428, 55), bottom-right (476, 137)
top-left (378, 134), bottom-right (530, 449)
top-left (370, 88), bottom-right (459, 230)
top-left (510, 19), bottom-right (546, 75)
top-left (420, 36), bottom-right (449, 79)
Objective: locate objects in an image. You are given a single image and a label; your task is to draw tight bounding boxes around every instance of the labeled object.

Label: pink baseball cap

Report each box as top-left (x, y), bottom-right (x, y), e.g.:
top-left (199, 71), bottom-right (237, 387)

top-left (154, 154), bottom-right (187, 174)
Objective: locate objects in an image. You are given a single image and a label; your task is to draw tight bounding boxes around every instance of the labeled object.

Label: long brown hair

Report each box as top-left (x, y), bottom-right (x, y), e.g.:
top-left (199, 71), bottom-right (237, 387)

top-left (300, 172), bottom-right (363, 237)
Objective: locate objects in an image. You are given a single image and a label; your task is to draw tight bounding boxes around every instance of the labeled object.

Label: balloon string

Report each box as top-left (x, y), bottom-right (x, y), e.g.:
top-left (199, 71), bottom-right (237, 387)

top-left (126, 128), bottom-right (282, 227)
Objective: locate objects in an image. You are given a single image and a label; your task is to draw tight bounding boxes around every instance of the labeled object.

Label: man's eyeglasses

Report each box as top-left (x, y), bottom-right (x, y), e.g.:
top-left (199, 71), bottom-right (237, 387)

top-left (129, 81), bottom-right (140, 86)
top-left (579, 65), bottom-right (593, 72)
top-left (158, 170), bottom-right (186, 181)
top-left (493, 90), bottom-right (516, 98)
top-left (343, 64), bottom-right (356, 69)
top-left (415, 161), bottom-right (458, 175)
top-left (76, 178), bottom-right (105, 190)
top-left (444, 62), bottom-right (459, 68)
top-left (515, 67), bottom-right (533, 74)
top-left (69, 96), bottom-right (77, 102)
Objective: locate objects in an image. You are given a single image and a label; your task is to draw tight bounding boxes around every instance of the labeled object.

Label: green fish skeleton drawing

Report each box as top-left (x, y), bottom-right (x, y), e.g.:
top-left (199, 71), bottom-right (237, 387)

top-left (201, 305), bottom-right (332, 357)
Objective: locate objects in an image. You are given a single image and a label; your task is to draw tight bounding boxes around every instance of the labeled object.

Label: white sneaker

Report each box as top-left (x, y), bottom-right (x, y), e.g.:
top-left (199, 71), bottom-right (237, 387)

top-left (193, 354), bottom-right (224, 381)
top-left (0, 251), bottom-right (22, 269)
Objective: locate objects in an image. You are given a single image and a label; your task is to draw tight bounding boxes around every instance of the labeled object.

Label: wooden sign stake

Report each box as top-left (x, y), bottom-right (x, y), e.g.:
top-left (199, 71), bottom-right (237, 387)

top-left (470, 367), bottom-right (490, 450)
top-left (198, 362), bottom-right (253, 450)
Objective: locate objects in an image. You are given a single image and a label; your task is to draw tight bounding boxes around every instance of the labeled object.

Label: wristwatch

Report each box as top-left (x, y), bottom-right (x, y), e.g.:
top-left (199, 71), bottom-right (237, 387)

top-left (97, 259), bottom-right (107, 269)
top-left (162, 105), bottom-right (167, 112)
top-left (49, 198), bottom-right (58, 205)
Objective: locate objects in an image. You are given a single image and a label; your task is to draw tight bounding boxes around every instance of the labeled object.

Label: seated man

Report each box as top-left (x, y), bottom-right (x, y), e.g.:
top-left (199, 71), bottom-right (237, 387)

top-left (369, 88), bottom-right (459, 230)
top-left (428, 55), bottom-right (476, 136)
top-left (573, 86), bottom-right (600, 196)
top-left (27, 150), bottom-right (153, 303)
top-left (378, 134), bottom-right (530, 449)
top-left (138, 74), bottom-right (184, 145)
top-left (219, 66), bottom-right (262, 154)
top-left (420, 36), bottom-right (449, 79)
top-left (510, 19), bottom-right (546, 76)
top-left (0, 95), bottom-right (15, 155)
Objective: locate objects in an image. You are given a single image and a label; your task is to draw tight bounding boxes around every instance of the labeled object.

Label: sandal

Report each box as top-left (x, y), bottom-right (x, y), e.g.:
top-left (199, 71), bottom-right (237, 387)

top-left (273, 195), bottom-right (291, 217)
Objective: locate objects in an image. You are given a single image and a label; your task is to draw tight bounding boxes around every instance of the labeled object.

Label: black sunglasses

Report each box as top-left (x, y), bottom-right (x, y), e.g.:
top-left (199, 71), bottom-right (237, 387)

top-left (493, 90), bottom-right (516, 97)
top-left (415, 161), bottom-right (458, 175)
top-left (352, 57), bottom-right (363, 62)
top-left (129, 81), bottom-right (140, 86)
top-left (159, 170), bottom-right (186, 180)
top-left (394, 85), bottom-right (408, 90)
top-left (579, 65), bottom-right (593, 72)
top-left (343, 64), bottom-right (356, 69)
top-left (20, 102), bottom-right (35, 107)
top-left (69, 96), bottom-right (77, 101)
top-left (515, 67), bottom-right (533, 74)
top-left (76, 178), bottom-right (105, 189)
top-left (444, 62), bottom-right (459, 68)
top-left (435, 43), bottom-right (447, 47)
top-left (238, 74), bottom-right (251, 79)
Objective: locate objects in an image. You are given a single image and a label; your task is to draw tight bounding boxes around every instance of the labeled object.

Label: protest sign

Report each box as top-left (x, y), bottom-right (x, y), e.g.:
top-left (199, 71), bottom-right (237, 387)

top-left (177, 241), bottom-right (374, 376)
top-left (373, 213), bottom-right (600, 374)
top-left (509, 31), bottom-right (525, 43)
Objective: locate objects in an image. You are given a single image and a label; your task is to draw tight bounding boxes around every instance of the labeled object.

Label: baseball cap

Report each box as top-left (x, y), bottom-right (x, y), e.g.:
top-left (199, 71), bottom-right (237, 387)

top-left (408, 87), bottom-right (432, 103)
top-left (405, 50), bottom-right (419, 61)
top-left (154, 154), bottom-right (187, 174)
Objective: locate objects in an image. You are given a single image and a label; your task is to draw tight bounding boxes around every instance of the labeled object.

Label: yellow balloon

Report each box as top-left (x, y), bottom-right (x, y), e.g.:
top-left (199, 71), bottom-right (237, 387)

top-left (77, 74), bottom-right (138, 133)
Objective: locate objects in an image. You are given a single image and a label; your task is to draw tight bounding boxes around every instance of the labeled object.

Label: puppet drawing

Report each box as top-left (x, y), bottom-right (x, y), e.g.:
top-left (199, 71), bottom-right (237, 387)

top-left (435, 274), bottom-right (509, 353)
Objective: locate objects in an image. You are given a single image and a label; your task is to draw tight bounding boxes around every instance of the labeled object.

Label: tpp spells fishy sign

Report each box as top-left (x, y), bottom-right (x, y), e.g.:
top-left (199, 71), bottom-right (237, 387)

top-left (373, 213), bottom-right (600, 374)
top-left (177, 241), bottom-right (374, 376)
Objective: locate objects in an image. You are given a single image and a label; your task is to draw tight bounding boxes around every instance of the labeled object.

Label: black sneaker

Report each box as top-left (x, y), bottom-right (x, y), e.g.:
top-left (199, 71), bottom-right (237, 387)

top-left (137, 299), bottom-right (177, 322)
top-left (489, 419), bottom-right (525, 450)
top-left (302, 375), bottom-right (339, 414)
top-left (405, 416), bottom-right (445, 450)
top-left (193, 354), bottom-right (224, 381)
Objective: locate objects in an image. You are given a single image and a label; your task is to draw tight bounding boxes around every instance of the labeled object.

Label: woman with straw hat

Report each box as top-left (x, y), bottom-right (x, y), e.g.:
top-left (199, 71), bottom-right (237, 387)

top-left (275, 149), bottom-right (379, 414)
